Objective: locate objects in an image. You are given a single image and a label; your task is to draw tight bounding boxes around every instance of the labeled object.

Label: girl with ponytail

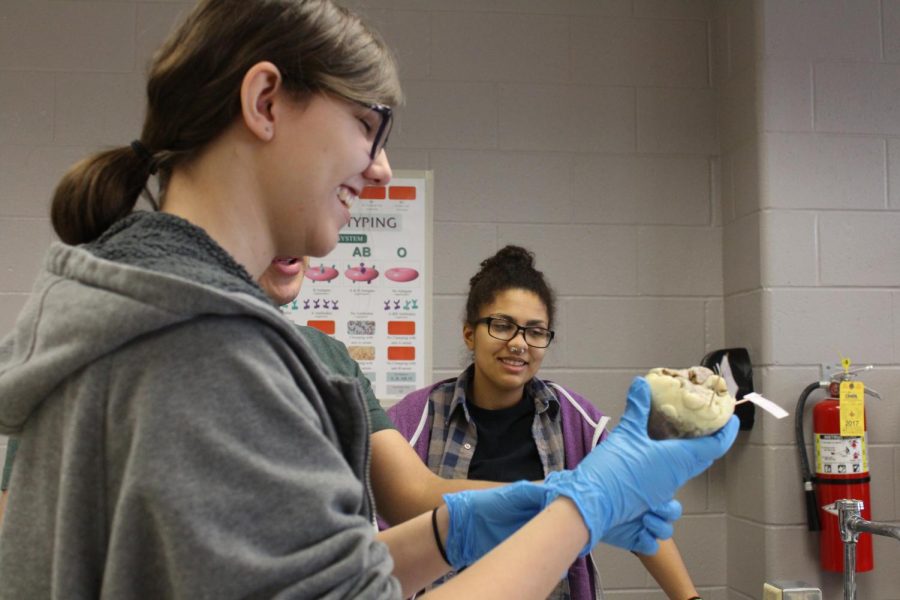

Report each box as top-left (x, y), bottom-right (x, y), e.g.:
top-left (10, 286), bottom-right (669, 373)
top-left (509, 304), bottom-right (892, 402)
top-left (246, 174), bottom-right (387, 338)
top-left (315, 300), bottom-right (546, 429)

top-left (0, 2), bottom-right (737, 598)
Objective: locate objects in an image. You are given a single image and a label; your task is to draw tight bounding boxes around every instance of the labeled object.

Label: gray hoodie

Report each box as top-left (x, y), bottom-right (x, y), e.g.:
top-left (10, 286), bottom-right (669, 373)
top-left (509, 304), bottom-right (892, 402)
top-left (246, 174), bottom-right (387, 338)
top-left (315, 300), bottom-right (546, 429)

top-left (0, 212), bottom-right (399, 599)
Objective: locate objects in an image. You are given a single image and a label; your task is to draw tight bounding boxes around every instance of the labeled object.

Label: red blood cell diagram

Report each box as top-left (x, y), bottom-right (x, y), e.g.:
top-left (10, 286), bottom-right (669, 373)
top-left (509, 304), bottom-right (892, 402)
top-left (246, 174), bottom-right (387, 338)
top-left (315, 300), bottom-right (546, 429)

top-left (305, 264), bottom-right (339, 282)
top-left (346, 263), bottom-right (379, 284)
top-left (385, 267), bottom-right (419, 283)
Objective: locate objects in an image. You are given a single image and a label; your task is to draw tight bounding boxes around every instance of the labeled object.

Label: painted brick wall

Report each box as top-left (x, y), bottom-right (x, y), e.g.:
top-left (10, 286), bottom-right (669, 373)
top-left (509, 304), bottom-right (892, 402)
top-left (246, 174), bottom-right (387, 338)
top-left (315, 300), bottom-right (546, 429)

top-left (347, 2), bottom-right (727, 596)
top-left (1, 0), bottom-right (725, 597)
top-left (718, 1), bottom-right (900, 598)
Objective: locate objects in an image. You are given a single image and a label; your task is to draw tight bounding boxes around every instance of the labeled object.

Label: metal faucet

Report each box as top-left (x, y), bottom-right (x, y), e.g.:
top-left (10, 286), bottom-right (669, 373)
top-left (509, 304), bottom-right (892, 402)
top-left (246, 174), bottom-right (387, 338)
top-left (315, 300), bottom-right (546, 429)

top-left (837, 499), bottom-right (900, 600)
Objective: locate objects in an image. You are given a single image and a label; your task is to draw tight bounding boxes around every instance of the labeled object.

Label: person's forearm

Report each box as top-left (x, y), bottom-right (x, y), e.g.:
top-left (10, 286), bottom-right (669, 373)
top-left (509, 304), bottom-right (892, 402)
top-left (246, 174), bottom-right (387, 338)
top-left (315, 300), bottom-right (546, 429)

top-left (376, 470), bottom-right (499, 526)
top-left (636, 537), bottom-right (698, 599)
top-left (422, 498), bottom-right (588, 600)
top-left (370, 429), bottom-right (499, 525)
top-left (414, 475), bottom-right (498, 511)
top-left (377, 508), bottom-right (453, 597)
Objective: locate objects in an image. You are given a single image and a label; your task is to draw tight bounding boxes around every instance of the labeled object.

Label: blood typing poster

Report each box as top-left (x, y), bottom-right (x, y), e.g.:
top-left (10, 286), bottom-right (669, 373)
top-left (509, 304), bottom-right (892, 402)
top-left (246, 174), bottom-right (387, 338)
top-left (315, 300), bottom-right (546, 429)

top-left (281, 171), bottom-right (433, 402)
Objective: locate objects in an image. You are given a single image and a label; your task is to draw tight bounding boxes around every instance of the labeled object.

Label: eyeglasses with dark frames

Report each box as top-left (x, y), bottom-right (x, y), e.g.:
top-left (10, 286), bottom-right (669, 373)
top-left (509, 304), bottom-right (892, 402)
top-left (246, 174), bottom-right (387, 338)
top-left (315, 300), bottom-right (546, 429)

top-left (474, 316), bottom-right (555, 349)
top-left (357, 102), bottom-right (393, 160)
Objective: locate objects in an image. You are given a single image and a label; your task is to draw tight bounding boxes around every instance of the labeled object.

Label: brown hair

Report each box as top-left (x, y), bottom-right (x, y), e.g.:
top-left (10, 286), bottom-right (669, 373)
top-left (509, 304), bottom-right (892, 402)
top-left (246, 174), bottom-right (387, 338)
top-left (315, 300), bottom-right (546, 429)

top-left (465, 245), bottom-right (557, 328)
top-left (51, 0), bottom-right (402, 245)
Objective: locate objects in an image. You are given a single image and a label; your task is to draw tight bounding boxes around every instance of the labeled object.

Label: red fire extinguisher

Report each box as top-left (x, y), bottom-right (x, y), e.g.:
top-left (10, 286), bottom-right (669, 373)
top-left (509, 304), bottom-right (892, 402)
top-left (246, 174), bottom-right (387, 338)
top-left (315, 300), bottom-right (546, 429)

top-left (796, 363), bottom-right (880, 573)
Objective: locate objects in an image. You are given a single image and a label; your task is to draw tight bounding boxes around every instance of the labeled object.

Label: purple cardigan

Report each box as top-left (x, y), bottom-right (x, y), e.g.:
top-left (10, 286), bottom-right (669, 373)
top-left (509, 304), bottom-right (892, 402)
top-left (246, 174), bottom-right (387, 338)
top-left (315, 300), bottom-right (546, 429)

top-left (387, 378), bottom-right (608, 600)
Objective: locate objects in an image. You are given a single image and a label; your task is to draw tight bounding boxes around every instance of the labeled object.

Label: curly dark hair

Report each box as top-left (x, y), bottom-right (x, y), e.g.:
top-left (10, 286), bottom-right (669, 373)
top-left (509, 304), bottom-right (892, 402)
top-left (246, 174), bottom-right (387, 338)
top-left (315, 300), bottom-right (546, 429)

top-left (465, 245), bottom-right (556, 328)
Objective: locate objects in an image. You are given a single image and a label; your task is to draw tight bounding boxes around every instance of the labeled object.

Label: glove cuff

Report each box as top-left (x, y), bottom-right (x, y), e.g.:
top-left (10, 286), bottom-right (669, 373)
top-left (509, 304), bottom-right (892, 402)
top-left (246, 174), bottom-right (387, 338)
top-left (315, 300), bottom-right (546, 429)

top-left (543, 471), bottom-right (611, 556)
top-left (441, 492), bottom-right (470, 570)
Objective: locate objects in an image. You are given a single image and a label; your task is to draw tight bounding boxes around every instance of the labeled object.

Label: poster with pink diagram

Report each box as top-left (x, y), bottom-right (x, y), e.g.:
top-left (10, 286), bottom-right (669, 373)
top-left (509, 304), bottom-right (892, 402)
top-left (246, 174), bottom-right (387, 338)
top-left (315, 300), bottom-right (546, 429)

top-left (281, 171), bottom-right (433, 402)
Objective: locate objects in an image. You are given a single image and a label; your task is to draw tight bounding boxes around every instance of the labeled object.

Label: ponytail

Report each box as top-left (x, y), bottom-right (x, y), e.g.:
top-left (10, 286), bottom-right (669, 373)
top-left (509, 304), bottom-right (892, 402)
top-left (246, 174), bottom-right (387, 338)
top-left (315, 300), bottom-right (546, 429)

top-left (50, 146), bottom-right (153, 245)
top-left (49, 0), bottom-right (401, 246)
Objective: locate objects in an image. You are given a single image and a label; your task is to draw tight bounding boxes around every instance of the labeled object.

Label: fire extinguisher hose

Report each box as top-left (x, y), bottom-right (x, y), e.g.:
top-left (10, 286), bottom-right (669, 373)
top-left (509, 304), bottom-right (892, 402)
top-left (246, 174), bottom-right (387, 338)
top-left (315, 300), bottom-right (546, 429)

top-left (795, 380), bottom-right (827, 532)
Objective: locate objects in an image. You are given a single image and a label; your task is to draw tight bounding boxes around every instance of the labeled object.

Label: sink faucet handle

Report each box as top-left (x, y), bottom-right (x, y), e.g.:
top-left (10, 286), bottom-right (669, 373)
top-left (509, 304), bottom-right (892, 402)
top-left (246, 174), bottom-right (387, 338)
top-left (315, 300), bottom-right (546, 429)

top-left (836, 499), bottom-right (864, 543)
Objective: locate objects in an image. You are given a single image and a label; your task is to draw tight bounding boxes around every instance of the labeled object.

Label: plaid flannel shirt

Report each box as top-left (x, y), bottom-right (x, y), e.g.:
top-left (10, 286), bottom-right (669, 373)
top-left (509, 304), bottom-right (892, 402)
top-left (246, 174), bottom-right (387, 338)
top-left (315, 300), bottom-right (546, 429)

top-left (424, 366), bottom-right (570, 600)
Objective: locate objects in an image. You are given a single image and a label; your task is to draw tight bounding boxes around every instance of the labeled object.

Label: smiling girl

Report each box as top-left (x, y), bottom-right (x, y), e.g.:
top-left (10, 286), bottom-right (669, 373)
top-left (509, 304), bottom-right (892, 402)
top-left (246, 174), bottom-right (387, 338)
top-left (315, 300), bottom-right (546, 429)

top-left (0, 2), bottom-right (736, 598)
top-left (389, 246), bottom-right (702, 600)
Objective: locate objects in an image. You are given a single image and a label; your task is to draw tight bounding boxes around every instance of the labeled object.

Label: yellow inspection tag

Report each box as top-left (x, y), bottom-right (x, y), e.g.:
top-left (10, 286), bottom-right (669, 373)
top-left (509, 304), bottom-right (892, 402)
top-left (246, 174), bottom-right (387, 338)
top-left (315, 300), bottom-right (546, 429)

top-left (840, 381), bottom-right (865, 436)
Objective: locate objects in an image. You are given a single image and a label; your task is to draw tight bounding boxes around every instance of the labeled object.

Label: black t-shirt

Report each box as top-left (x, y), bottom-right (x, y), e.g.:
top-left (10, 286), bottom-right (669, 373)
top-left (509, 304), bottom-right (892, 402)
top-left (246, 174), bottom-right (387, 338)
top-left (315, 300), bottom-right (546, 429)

top-left (466, 394), bottom-right (544, 482)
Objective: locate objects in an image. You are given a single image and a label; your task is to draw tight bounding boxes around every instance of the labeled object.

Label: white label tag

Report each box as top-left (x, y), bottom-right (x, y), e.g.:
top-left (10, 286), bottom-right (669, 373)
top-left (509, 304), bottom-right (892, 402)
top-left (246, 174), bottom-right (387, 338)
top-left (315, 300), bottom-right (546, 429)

top-left (743, 392), bottom-right (789, 419)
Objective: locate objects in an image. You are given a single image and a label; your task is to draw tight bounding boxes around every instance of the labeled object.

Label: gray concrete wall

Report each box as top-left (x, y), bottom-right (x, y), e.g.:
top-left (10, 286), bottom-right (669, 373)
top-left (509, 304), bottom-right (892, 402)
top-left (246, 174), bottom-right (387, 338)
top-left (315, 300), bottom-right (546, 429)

top-left (717, 1), bottom-right (900, 598)
top-left (3, 0), bottom-right (897, 598)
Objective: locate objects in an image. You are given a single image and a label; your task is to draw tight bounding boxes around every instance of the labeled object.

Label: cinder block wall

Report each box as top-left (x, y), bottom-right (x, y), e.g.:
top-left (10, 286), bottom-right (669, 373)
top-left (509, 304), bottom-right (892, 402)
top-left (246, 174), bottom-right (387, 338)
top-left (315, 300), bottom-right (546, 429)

top-left (348, 2), bottom-right (727, 597)
top-left (12, 1), bottom-right (897, 599)
top-left (0, 1), bottom-right (725, 596)
top-left (717, 1), bottom-right (900, 599)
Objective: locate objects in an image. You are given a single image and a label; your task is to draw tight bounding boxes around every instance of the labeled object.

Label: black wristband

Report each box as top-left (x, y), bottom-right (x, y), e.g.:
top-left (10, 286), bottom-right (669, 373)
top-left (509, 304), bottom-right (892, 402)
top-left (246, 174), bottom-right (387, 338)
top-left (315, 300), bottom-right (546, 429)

top-left (431, 507), bottom-right (451, 566)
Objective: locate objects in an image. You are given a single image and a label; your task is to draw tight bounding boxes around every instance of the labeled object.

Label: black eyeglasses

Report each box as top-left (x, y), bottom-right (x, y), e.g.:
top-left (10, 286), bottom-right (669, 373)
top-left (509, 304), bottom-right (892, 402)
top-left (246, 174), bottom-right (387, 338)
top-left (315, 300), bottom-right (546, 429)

top-left (358, 102), bottom-right (393, 160)
top-left (474, 317), bottom-right (555, 349)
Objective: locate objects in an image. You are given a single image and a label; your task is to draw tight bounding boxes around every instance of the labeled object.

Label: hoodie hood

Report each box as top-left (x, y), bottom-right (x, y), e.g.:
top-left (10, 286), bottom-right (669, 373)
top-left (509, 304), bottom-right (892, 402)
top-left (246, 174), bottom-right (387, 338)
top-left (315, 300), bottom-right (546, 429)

top-left (0, 212), bottom-right (282, 434)
top-left (0, 212), bottom-right (398, 600)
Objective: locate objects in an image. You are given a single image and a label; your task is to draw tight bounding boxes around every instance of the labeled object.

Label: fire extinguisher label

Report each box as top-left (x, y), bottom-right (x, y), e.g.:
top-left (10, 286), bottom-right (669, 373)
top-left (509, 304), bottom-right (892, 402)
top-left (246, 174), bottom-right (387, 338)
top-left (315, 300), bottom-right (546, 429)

top-left (839, 381), bottom-right (865, 436)
top-left (815, 433), bottom-right (869, 475)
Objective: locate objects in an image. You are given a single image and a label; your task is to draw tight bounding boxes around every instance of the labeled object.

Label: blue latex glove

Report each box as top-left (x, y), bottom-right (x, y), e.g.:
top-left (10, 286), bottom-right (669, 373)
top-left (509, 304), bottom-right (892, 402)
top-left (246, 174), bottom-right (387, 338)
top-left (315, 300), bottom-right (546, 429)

top-left (443, 485), bottom-right (680, 568)
top-left (544, 472), bottom-right (681, 556)
top-left (442, 480), bottom-right (545, 570)
top-left (597, 499), bottom-right (681, 556)
top-left (544, 377), bottom-right (739, 553)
